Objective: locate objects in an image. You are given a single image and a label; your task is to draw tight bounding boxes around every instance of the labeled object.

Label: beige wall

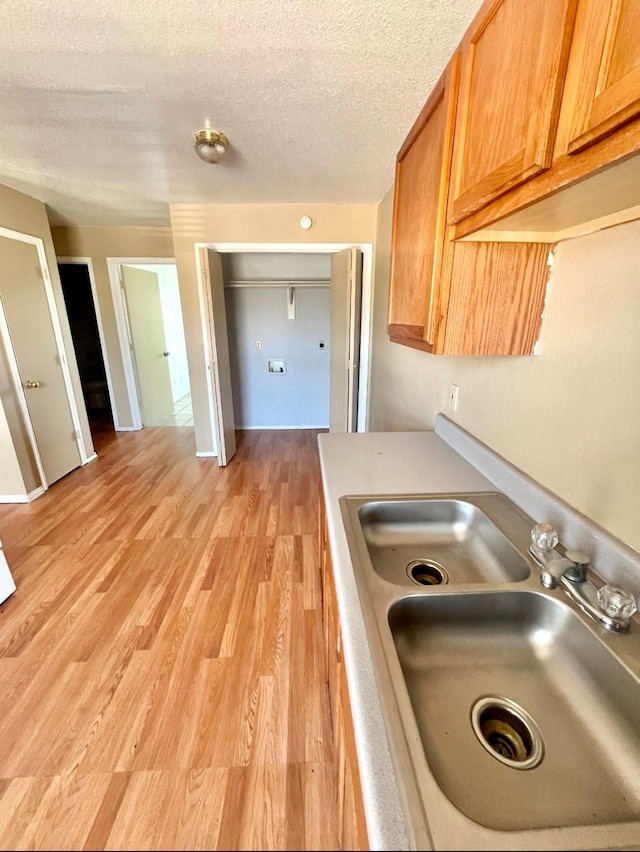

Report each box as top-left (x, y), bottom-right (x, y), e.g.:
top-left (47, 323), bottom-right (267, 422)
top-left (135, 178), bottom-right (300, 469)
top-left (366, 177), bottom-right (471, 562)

top-left (0, 182), bottom-right (93, 490)
top-left (0, 405), bottom-right (28, 497)
top-left (51, 226), bottom-right (174, 427)
top-left (170, 203), bottom-right (377, 453)
top-left (369, 187), bottom-right (640, 552)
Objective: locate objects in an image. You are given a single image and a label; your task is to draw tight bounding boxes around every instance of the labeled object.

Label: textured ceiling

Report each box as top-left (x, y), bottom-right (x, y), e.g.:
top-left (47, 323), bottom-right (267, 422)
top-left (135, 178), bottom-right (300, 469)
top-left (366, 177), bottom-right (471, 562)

top-left (0, 0), bottom-right (483, 226)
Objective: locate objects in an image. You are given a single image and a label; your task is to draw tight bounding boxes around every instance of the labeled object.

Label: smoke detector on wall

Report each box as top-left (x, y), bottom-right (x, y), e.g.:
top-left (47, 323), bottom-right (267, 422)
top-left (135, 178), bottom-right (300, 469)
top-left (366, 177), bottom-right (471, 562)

top-left (194, 129), bottom-right (229, 164)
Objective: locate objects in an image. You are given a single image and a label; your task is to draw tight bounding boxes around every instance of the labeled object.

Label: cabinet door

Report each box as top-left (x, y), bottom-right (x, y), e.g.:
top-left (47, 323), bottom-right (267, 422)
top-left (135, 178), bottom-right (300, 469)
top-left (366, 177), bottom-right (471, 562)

top-left (448, 0), bottom-right (578, 224)
top-left (339, 658), bottom-right (369, 850)
top-left (566, 0), bottom-right (640, 153)
top-left (321, 510), bottom-right (341, 750)
top-left (387, 56), bottom-right (460, 351)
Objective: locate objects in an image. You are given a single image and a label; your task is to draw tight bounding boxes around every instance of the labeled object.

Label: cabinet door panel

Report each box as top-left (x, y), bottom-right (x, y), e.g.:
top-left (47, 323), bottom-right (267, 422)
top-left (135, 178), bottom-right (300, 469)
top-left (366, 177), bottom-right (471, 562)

top-left (567, 0), bottom-right (640, 153)
top-left (324, 552), bottom-right (341, 751)
top-left (449, 0), bottom-right (577, 223)
top-left (388, 57), bottom-right (459, 349)
top-left (339, 659), bottom-right (369, 850)
top-left (320, 508), bottom-right (369, 850)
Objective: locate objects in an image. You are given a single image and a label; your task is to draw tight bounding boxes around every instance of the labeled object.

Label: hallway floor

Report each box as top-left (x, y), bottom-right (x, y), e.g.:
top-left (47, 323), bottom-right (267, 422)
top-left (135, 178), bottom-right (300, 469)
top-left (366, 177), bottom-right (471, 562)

top-left (156, 392), bottom-right (193, 427)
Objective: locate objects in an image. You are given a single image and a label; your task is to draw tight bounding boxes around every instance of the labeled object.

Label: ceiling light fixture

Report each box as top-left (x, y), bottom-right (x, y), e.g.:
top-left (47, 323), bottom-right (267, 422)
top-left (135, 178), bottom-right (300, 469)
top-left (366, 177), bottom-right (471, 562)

top-left (194, 129), bottom-right (229, 164)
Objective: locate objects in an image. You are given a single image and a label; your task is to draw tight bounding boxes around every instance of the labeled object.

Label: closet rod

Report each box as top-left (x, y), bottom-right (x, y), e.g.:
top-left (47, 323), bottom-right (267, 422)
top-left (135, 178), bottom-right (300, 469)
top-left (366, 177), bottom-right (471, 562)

top-left (225, 279), bottom-right (330, 288)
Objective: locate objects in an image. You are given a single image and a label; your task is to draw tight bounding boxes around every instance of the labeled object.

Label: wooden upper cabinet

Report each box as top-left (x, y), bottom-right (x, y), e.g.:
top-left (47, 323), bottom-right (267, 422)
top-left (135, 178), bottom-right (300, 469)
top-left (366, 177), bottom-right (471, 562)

top-left (387, 55), bottom-right (460, 351)
top-left (448, 0), bottom-right (578, 224)
top-left (565, 0), bottom-right (640, 153)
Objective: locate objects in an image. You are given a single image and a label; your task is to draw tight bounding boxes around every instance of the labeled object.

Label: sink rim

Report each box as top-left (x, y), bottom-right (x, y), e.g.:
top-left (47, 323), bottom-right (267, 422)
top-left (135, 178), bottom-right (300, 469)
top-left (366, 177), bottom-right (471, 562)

top-left (340, 490), bottom-right (537, 591)
top-left (374, 588), bottom-right (640, 850)
top-left (339, 491), bottom-right (640, 850)
top-left (354, 493), bottom-right (533, 586)
top-left (387, 588), bottom-right (640, 833)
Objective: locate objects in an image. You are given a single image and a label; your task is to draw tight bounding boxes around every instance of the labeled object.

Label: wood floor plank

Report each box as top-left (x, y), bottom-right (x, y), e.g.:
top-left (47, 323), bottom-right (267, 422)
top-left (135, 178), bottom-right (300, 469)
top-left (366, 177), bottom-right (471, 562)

top-left (0, 425), bottom-right (338, 849)
top-left (14, 771), bottom-right (114, 850)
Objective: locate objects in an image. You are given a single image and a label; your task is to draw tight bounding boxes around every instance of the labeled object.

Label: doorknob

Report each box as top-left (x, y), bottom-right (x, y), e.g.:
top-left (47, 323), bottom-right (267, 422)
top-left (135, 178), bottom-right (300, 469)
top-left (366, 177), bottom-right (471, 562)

top-left (23, 380), bottom-right (40, 388)
top-left (163, 351), bottom-right (170, 357)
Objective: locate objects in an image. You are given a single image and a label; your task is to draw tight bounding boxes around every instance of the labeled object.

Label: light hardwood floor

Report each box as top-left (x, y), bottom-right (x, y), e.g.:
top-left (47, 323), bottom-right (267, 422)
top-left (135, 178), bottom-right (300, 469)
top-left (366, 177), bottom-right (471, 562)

top-left (0, 425), bottom-right (340, 850)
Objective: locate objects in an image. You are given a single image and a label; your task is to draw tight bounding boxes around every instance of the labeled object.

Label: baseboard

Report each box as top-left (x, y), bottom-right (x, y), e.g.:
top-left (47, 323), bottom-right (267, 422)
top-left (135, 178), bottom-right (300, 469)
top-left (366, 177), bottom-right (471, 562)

top-left (237, 424), bottom-right (330, 430)
top-left (195, 451), bottom-right (217, 458)
top-left (0, 486), bottom-right (48, 503)
top-left (114, 425), bottom-right (137, 432)
top-left (82, 453), bottom-right (98, 465)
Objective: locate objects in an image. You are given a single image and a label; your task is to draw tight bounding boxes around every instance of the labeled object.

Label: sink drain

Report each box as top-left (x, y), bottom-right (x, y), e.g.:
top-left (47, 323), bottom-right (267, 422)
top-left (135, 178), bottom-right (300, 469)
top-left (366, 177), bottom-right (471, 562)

top-left (471, 696), bottom-right (544, 770)
top-left (406, 560), bottom-right (449, 586)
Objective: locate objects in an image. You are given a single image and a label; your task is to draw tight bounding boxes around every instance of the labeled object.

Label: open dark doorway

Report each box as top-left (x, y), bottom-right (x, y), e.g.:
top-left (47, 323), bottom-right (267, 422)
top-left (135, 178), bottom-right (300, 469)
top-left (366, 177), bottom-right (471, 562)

top-left (58, 262), bottom-right (114, 435)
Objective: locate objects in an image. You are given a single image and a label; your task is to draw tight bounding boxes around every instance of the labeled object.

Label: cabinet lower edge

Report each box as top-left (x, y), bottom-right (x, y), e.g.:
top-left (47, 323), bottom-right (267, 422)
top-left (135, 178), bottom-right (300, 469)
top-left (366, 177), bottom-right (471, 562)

top-left (452, 124), bottom-right (640, 240)
top-left (388, 324), bottom-right (435, 353)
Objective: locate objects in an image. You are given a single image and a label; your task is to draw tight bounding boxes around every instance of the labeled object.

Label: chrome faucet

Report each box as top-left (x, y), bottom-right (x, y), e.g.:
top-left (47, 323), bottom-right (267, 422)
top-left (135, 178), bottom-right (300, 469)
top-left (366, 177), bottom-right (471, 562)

top-left (529, 523), bottom-right (637, 633)
top-left (539, 549), bottom-right (589, 589)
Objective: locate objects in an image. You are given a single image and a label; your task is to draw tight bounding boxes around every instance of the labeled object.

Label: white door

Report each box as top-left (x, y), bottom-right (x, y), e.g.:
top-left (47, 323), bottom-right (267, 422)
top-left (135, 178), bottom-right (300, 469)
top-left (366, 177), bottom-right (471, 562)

top-left (0, 235), bottom-right (81, 484)
top-left (200, 248), bottom-right (237, 466)
top-left (330, 247), bottom-right (363, 433)
top-left (120, 266), bottom-right (174, 426)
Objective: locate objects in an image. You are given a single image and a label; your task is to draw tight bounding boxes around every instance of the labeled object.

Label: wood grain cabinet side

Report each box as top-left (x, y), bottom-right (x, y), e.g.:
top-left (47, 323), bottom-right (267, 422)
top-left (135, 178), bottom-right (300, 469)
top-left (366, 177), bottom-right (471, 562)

top-left (441, 240), bottom-right (550, 356)
top-left (319, 501), bottom-right (369, 851)
top-left (447, 0), bottom-right (579, 224)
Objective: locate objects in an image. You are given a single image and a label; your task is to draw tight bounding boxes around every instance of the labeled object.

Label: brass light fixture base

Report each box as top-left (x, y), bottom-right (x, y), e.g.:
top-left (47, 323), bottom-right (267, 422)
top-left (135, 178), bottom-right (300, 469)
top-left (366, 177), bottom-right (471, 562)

top-left (194, 129), bottom-right (229, 163)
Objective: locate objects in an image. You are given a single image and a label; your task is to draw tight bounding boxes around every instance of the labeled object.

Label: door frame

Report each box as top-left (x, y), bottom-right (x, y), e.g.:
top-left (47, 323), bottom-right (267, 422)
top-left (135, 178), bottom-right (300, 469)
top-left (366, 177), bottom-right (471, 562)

top-left (0, 226), bottom-right (91, 489)
top-left (195, 241), bottom-right (374, 455)
top-left (57, 256), bottom-right (118, 429)
top-left (107, 257), bottom-right (180, 430)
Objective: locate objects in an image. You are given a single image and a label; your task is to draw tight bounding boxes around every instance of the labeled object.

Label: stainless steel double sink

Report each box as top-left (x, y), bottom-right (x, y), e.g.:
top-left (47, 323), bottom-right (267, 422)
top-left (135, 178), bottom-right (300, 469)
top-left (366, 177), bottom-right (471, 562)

top-left (340, 492), bottom-right (640, 851)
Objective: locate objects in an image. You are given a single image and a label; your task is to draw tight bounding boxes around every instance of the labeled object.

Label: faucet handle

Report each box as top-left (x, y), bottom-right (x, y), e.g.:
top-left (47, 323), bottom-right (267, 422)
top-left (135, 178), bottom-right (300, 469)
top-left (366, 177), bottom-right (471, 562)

top-left (563, 549), bottom-right (590, 582)
top-left (597, 584), bottom-right (638, 621)
top-left (565, 549), bottom-right (589, 567)
top-left (531, 523), bottom-right (559, 552)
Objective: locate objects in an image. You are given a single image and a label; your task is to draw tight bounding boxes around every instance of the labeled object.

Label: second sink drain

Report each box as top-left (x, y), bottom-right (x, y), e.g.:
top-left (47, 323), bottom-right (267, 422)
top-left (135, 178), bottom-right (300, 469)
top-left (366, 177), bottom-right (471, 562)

top-left (406, 559), bottom-right (449, 585)
top-left (471, 695), bottom-right (544, 770)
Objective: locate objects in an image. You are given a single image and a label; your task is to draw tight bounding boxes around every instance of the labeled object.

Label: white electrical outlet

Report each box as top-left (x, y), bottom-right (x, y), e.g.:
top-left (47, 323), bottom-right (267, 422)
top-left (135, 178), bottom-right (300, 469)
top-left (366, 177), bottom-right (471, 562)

top-left (255, 340), bottom-right (262, 350)
top-left (448, 383), bottom-right (459, 410)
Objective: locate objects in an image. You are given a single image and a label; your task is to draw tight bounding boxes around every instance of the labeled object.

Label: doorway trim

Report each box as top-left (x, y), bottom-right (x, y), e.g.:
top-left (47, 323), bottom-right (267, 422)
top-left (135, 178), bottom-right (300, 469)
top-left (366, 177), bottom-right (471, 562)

top-left (57, 255), bottom-right (119, 431)
top-left (195, 241), bottom-right (374, 455)
top-left (0, 225), bottom-right (91, 477)
top-left (107, 257), bottom-right (182, 431)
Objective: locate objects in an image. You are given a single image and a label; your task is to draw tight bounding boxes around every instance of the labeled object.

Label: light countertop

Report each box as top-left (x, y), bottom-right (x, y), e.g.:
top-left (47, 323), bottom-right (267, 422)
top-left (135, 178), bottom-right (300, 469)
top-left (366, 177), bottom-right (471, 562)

top-left (317, 428), bottom-right (495, 851)
top-left (317, 417), bottom-right (640, 852)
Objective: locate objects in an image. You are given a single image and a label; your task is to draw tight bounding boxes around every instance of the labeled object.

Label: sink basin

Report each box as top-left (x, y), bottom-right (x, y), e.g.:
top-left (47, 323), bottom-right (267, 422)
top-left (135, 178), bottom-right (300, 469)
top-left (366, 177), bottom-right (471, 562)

top-left (388, 590), bottom-right (640, 833)
top-left (341, 493), bottom-right (532, 586)
top-left (339, 490), bottom-right (640, 848)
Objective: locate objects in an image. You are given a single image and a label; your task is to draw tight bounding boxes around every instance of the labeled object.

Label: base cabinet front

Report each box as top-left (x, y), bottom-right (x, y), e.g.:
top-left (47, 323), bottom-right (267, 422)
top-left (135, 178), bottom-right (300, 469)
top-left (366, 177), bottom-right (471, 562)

top-left (320, 502), bottom-right (369, 851)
